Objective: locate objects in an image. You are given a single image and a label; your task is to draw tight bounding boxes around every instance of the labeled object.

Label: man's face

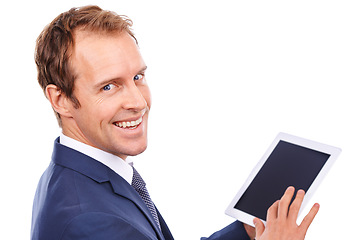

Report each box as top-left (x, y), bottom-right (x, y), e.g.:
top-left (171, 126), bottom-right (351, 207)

top-left (63, 32), bottom-right (151, 160)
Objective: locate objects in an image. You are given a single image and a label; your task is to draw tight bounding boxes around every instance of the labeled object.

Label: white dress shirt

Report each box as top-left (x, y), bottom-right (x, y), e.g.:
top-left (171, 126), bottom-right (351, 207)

top-left (59, 133), bottom-right (133, 184)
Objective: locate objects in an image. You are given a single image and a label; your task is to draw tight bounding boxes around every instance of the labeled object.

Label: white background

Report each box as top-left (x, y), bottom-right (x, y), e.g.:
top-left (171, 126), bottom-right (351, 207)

top-left (1, 0), bottom-right (359, 239)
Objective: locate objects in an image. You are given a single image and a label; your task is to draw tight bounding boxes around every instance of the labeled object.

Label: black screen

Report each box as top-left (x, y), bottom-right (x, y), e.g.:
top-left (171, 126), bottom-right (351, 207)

top-left (234, 140), bottom-right (330, 221)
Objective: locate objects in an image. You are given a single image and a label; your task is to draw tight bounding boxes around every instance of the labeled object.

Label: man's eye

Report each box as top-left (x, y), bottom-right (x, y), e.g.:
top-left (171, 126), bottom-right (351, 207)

top-left (134, 74), bottom-right (144, 81)
top-left (102, 84), bottom-right (115, 91)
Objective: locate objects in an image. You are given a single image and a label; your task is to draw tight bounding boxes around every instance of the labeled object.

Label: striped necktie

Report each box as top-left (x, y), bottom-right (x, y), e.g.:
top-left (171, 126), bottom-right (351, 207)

top-left (131, 167), bottom-right (161, 230)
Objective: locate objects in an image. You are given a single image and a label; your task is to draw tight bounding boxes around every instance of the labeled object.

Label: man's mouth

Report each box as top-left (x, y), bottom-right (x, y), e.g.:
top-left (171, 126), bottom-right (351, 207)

top-left (114, 117), bottom-right (143, 129)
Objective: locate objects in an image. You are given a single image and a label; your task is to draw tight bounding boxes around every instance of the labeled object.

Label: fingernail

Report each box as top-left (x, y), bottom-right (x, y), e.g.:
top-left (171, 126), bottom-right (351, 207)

top-left (298, 189), bottom-right (305, 195)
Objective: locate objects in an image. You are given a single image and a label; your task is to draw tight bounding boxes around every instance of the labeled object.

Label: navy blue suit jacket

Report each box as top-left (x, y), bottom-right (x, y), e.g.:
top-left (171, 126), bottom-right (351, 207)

top-left (31, 138), bottom-right (250, 240)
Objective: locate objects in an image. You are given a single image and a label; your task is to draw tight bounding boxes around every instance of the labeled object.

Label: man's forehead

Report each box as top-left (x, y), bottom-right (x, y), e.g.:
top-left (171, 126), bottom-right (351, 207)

top-left (72, 30), bottom-right (139, 61)
top-left (70, 30), bottom-right (144, 80)
top-left (73, 29), bottom-right (134, 47)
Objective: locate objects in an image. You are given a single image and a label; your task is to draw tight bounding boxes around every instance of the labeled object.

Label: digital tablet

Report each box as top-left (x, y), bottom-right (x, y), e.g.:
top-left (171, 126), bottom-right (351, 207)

top-left (225, 132), bottom-right (341, 227)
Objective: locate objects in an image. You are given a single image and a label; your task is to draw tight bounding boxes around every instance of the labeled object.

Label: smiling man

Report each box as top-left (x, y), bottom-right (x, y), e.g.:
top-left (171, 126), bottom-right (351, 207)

top-left (31, 5), bottom-right (319, 240)
top-left (52, 31), bottom-right (150, 159)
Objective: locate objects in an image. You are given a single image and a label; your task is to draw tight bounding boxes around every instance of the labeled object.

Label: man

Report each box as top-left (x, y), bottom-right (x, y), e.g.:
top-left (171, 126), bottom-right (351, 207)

top-left (31, 5), bottom-right (319, 240)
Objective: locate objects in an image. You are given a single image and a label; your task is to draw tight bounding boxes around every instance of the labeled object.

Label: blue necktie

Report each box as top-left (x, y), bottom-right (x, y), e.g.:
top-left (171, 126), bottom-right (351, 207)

top-left (131, 167), bottom-right (161, 230)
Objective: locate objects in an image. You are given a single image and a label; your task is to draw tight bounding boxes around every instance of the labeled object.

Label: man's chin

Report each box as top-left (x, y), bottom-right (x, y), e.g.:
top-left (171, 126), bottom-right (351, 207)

top-left (114, 144), bottom-right (148, 159)
top-left (126, 147), bottom-right (147, 157)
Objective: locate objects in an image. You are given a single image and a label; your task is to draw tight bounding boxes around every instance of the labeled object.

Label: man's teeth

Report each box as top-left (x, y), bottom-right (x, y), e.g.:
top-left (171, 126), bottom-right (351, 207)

top-left (114, 117), bottom-right (142, 128)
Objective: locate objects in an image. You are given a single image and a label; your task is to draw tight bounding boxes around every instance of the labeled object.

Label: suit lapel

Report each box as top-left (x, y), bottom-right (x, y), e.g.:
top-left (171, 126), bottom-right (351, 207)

top-left (107, 170), bottom-right (165, 240)
top-left (52, 138), bottom-right (166, 240)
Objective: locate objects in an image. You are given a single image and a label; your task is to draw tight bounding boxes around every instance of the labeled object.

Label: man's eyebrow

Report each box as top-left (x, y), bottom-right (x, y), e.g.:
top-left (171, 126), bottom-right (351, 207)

top-left (139, 66), bottom-right (148, 73)
top-left (94, 65), bottom-right (148, 89)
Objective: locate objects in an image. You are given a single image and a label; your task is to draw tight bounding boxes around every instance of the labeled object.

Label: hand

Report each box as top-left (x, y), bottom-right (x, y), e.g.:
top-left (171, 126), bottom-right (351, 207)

top-left (253, 186), bottom-right (320, 240)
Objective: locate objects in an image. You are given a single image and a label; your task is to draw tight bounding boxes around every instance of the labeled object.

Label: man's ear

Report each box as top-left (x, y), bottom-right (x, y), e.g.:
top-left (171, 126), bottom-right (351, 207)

top-left (45, 84), bottom-right (73, 118)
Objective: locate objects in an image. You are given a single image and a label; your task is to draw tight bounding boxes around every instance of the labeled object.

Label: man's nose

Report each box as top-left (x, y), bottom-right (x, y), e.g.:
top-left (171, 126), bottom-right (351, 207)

top-left (121, 83), bottom-right (147, 111)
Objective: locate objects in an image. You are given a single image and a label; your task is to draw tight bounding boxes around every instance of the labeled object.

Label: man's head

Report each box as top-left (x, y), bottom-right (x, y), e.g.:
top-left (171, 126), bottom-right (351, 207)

top-left (36, 5), bottom-right (151, 159)
top-left (35, 5), bottom-right (137, 125)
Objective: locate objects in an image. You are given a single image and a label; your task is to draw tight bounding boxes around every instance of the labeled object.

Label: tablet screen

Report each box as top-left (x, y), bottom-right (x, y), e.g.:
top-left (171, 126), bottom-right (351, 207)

top-left (234, 140), bottom-right (331, 221)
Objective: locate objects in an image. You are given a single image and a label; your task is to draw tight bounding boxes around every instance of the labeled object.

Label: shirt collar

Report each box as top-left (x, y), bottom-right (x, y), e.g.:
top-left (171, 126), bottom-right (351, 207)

top-left (59, 133), bottom-right (133, 184)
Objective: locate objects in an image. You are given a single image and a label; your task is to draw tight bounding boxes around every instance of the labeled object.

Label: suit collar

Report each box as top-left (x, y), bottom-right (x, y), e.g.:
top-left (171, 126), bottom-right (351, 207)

top-left (52, 138), bottom-right (165, 239)
top-left (59, 133), bottom-right (133, 184)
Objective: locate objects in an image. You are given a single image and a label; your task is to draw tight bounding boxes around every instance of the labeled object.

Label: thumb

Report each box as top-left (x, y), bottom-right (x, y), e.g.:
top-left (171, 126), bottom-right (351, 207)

top-left (253, 218), bottom-right (265, 239)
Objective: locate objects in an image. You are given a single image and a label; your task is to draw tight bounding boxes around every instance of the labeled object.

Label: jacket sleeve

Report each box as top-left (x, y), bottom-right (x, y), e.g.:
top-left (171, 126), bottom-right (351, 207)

top-left (201, 221), bottom-right (251, 240)
top-left (60, 212), bottom-right (156, 240)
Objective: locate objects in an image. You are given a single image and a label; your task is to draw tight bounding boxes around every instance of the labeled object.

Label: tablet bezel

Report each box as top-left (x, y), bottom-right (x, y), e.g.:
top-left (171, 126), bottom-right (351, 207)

top-left (225, 132), bottom-right (341, 227)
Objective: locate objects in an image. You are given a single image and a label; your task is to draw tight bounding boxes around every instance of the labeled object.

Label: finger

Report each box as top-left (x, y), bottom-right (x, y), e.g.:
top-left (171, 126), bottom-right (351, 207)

top-left (243, 223), bottom-right (256, 240)
top-left (267, 200), bottom-right (279, 224)
top-left (278, 186), bottom-right (295, 218)
top-left (299, 203), bottom-right (320, 232)
top-left (253, 218), bottom-right (265, 238)
top-left (288, 189), bottom-right (305, 222)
